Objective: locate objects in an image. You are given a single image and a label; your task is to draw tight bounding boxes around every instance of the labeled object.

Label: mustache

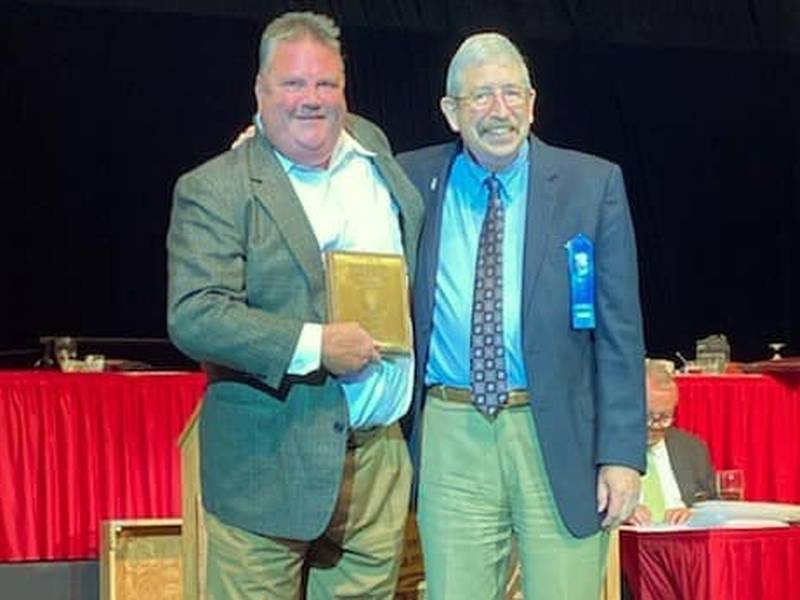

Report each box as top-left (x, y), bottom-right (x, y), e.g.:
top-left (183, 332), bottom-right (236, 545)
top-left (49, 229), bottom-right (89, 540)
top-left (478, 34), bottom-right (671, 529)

top-left (479, 118), bottom-right (517, 134)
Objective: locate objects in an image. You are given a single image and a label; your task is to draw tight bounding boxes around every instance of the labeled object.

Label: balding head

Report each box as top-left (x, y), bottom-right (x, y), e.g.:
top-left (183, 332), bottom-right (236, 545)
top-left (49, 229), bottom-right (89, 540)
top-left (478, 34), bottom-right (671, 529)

top-left (645, 359), bottom-right (678, 446)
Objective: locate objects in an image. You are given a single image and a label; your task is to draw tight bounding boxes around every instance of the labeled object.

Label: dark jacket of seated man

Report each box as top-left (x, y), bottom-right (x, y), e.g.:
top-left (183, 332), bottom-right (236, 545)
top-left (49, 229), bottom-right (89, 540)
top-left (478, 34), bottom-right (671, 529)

top-left (662, 427), bottom-right (716, 506)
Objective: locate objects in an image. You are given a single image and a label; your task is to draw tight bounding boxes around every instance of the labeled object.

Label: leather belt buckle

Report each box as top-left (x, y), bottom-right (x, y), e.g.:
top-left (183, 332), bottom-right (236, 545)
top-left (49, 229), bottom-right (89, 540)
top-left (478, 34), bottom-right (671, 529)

top-left (428, 385), bottom-right (529, 411)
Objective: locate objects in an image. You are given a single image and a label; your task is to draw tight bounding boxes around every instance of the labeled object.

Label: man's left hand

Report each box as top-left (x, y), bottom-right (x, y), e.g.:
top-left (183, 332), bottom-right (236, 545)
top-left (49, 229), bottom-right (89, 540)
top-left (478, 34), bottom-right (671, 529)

top-left (597, 465), bottom-right (641, 529)
top-left (231, 124), bottom-right (256, 149)
top-left (664, 507), bottom-right (692, 525)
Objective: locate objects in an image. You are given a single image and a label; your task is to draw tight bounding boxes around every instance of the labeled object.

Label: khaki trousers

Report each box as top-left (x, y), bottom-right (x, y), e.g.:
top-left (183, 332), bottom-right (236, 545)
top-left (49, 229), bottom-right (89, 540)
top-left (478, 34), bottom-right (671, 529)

top-left (206, 423), bottom-right (412, 600)
top-left (418, 396), bottom-right (607, 600)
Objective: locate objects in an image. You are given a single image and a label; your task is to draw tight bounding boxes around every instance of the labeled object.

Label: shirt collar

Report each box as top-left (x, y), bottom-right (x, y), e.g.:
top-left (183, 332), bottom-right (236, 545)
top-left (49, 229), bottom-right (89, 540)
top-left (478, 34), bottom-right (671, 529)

top-left (461, 140), bottom-right (530, 203)
top-left (254, 113), bottom-right (374, 175)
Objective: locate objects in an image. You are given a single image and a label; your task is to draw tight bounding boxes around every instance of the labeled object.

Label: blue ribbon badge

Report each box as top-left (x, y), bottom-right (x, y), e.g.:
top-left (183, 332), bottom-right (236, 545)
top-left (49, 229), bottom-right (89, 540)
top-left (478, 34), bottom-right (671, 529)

top-left (565, 234), bottom-right (596, 330)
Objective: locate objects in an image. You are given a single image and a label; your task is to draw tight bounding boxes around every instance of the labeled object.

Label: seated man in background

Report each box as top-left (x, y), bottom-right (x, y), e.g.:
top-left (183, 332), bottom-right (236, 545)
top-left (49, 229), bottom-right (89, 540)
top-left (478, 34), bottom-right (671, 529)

top-left (628, 359), bottom-right (716, 526)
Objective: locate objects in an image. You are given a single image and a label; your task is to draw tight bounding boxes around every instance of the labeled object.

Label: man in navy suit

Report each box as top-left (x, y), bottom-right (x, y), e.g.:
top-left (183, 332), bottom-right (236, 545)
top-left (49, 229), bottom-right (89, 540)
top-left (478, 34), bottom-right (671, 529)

top-left (399, 32), bottom-right (646, 599)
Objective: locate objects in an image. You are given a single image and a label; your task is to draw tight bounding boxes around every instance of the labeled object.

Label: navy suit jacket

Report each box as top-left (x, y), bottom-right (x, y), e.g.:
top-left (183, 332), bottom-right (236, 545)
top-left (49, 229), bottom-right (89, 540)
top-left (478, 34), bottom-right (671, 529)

top-left (399, 136), bottom-right (646, 537)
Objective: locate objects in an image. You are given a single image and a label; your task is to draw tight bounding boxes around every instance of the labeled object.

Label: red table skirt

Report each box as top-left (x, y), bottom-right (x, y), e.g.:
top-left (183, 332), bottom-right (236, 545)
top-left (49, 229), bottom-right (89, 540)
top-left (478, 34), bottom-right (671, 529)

top-left (621, 526), bottom-right (800, 600)
top-left (675, 374), bottom-right (800, 503)
top-left (0, 371), bottom-right (205, 562)
top-left (2, 371), bottom-right (798, 563)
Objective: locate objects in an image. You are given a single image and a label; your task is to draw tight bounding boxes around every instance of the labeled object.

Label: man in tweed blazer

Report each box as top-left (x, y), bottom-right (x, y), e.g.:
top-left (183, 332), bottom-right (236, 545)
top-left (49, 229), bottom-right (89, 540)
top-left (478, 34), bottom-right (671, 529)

top-left (167, 12), bottom-right (422, 599)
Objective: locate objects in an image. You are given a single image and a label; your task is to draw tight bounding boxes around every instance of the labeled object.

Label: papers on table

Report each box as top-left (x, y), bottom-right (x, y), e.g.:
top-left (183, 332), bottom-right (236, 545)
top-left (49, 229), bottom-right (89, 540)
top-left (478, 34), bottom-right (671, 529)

top-left (693, 500), bottom-right (800, 523)
top-left (620, 523), bottom-right (695, 533)
top-left (623, 500), bottom-right (800, 532)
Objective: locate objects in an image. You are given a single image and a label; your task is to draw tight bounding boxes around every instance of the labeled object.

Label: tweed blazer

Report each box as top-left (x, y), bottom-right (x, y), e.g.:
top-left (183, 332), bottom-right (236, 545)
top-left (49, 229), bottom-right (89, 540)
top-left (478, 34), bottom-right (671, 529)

top-left (167, 114), bottom-right (423, 540)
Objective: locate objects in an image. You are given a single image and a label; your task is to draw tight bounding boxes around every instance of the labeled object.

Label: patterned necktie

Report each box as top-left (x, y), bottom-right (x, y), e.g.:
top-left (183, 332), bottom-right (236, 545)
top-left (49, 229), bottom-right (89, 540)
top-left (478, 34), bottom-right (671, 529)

top-left (470, 175), bottom-right (508, 416)
top-left (642, 450), bottom-right (667, 523)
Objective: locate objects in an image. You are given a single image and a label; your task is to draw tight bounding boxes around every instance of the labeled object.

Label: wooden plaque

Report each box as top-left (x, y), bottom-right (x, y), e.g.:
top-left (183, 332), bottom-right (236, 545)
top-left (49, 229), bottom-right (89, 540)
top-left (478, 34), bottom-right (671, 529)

top-left (325, 251), bottom-right (412, 354)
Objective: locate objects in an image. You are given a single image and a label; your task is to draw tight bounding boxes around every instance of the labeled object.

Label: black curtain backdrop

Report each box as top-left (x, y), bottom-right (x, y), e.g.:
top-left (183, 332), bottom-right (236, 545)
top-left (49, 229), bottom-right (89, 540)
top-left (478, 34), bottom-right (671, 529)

top-left (2, 1), bottom-right (799, 362)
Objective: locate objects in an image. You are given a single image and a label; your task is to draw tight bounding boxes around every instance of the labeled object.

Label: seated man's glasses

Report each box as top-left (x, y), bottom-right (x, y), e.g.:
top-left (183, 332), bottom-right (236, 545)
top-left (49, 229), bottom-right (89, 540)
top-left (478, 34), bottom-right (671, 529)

top-left (647, 412), bottom-right (674, 430)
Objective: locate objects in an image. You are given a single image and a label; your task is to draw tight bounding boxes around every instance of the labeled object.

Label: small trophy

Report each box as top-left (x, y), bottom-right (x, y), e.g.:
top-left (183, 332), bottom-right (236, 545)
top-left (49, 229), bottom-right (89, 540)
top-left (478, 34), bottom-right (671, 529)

top-left (324, 250), bottom-right (412, 355)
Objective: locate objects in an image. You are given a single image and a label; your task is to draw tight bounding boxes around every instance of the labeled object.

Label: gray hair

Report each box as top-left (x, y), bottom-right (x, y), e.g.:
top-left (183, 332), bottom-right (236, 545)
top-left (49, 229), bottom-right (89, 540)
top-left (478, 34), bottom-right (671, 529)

top-left (445, 32), bottom-right (533, 97)
top-left (258, 12), bottom-right (341, 74)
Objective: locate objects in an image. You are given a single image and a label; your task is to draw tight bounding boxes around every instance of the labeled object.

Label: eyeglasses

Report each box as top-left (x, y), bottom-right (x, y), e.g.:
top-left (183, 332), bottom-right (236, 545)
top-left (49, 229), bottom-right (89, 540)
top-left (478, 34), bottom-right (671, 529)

top-left (647, 412), bottom-right (675, 430)
top-left (450, 86), bottom-right (532, 111)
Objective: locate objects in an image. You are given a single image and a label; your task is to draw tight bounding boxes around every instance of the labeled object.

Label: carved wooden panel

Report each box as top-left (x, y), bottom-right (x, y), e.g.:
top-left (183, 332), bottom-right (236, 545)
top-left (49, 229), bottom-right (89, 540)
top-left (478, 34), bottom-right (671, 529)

top-left (101, 520), bottom-right (182, 600)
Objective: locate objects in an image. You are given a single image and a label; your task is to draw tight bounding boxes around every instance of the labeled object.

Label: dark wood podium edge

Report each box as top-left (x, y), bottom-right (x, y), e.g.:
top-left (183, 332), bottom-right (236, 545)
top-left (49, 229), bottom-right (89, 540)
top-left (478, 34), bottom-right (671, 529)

top-left (740, 357), bottom-right (800, 374)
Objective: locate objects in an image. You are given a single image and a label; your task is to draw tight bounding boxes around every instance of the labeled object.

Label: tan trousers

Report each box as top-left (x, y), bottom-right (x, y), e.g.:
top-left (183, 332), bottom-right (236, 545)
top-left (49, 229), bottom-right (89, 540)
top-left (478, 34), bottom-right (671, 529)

top-left (206, 423), bottom-right (412, 600)
top-left (418, 396), bottom-right (608, 600)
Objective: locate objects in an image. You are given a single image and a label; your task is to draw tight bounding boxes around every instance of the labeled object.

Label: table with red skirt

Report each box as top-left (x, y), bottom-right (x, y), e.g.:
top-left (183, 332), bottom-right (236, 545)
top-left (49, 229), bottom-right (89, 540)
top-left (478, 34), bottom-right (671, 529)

top-left (1, 369), bottom-right (799, 573)
top-left (0, 370), bottom-right (205, 562)
top-left (674, 373), bottom-right (800, 503)
top-left (620, 525), bottom-right (800, 600)
top-left (621, 372), bottom-right (800, 599)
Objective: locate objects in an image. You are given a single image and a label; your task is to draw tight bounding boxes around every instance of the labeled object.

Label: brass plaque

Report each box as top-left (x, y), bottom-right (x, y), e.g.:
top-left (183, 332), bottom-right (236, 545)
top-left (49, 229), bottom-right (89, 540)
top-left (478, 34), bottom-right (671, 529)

top-left (324, 251), bottom-right (412, 355)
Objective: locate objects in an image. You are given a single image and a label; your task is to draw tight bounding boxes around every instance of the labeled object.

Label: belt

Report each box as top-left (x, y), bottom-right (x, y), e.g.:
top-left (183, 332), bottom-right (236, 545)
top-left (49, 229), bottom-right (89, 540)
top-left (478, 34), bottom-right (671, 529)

top-left (347, 425), bottom-right (387, 449)
top-left (427, 385), bottom-right (529, 408)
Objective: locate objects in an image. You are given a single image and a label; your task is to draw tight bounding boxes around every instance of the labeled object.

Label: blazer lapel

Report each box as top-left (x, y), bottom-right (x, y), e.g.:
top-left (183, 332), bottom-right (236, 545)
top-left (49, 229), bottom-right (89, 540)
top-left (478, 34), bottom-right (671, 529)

top-left (417, 150), bottom-right (456, 332)
top-left (522, 136), bottom-right (559, 309)
top-left (373, 153), bottom-right (424, 278)
top-left (246, 134), bottom-right (326, 298)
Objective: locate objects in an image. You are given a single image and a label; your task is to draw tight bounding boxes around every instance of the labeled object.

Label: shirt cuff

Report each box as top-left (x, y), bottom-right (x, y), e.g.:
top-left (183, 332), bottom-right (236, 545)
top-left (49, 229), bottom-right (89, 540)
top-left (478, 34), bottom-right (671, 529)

top-left (287, 323), bottom-right (322, 376)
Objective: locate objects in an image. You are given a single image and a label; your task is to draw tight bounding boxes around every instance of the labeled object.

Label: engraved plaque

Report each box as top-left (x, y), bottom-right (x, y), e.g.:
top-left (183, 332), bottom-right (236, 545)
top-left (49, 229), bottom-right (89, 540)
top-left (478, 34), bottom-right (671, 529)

top-left (324, 251), bottom-right (412, 355)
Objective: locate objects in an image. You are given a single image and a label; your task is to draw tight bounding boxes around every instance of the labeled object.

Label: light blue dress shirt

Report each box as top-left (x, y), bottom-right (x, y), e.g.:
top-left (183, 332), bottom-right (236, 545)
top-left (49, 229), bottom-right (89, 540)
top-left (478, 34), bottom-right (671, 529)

top-left (258, 116), bottom-right (414, 429)
top-left (425, 142), bottom-right (530, 390)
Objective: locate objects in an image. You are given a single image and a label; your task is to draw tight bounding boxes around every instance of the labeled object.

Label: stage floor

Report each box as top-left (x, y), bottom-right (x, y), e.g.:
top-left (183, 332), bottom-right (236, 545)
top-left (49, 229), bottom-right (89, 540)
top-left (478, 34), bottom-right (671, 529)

top-left (0, 560), bottom-right (98, 600)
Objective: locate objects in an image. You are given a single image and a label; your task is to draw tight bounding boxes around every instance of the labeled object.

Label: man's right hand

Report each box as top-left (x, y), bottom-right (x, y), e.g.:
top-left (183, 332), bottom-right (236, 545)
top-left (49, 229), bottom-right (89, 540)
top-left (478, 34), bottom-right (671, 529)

top-left (321, 322), bottom-right (380, 376)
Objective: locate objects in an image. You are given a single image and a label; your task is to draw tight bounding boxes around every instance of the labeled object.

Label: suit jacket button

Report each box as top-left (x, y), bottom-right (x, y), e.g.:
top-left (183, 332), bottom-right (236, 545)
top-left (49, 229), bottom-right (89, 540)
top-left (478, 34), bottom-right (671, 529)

top-left (333, 421), bottom-right (345, 433)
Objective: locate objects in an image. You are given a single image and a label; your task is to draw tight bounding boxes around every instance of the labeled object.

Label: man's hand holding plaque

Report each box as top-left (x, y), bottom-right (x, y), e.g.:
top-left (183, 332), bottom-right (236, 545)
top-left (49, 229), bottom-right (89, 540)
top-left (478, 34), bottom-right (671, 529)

top-left (324, 251), bottom-right (412, 356)
top-left (321, 322), bottom-right (381, 376)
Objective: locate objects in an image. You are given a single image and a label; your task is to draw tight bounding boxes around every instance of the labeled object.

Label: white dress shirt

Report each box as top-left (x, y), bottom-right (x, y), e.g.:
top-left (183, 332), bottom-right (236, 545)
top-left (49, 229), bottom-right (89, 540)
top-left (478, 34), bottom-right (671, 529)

top-left (259, 119), bottom-right (413, 429)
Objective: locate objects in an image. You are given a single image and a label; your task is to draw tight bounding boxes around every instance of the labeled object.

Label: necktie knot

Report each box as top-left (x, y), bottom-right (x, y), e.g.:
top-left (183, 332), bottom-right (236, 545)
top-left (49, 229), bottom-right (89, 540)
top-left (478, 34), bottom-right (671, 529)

top-left (485, 175), bottom-right (501, 206)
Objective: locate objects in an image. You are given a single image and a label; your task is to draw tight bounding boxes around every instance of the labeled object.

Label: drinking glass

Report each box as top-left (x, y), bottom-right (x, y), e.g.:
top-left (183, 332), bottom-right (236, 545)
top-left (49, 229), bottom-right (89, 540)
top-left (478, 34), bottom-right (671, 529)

top-left (768, 342), bottom-right (786, 360)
